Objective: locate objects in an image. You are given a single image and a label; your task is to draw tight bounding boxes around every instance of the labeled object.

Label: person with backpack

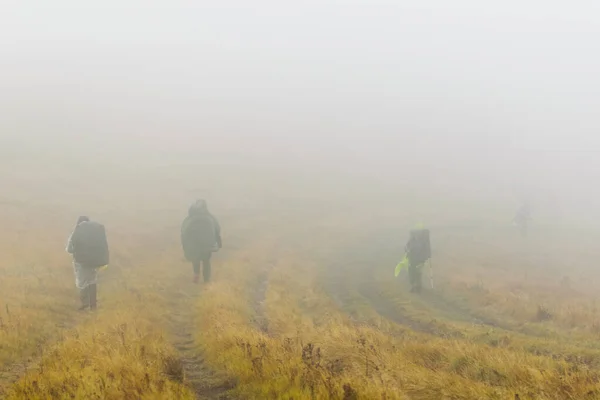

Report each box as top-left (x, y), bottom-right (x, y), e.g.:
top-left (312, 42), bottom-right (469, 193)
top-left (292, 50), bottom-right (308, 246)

top-left (181, 200), bottom-right (222, 283)
top-left (404, 227), bottom-right (431, 293)
top-left (66, 216), bottom-right (110, 311)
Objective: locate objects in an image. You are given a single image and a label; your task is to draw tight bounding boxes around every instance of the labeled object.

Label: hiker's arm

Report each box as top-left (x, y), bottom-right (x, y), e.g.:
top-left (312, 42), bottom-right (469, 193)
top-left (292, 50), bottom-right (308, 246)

top-left (66, 233), bottom-right (74, 254)
top-left (213, 216), bottom-right (222, 248)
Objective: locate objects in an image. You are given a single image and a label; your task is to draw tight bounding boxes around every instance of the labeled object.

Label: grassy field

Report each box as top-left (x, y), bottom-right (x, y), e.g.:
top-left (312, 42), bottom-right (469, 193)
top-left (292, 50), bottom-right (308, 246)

top-left (2, 153), bottom-right (600, 399)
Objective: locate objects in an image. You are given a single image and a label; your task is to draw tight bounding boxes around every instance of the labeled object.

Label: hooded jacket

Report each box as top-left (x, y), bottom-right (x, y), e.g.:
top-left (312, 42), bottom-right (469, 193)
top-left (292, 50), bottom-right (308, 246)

top-left (66, 216), bottom-right (90, 255)
top-left (181, 200), bottom-right (222, 262)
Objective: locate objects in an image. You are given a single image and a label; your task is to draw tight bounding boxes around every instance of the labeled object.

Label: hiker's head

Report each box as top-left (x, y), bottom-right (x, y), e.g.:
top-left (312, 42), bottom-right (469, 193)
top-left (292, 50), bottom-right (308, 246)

top-left (76, 216), bottom-right (90, 225)
top-left (189, 199), bottom-right (208, 216)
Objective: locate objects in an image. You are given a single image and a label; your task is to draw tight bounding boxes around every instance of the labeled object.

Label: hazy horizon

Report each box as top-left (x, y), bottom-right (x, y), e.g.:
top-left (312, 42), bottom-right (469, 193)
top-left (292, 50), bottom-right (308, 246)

top-left (1, 1), bottom-right (599, 224)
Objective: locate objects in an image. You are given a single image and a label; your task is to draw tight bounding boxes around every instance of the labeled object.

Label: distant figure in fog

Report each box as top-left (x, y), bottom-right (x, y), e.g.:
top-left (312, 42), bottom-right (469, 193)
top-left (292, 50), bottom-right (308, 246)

top-left (181, 200), bottom-right (222, 283)
top-left (513, 203), bottom-right (532, 237)
top-left (404, 228), bottom-right (431, 293)
top-left (396, 225), bottom-right (432, 293)
top-left (66, 216), bottom-right (110, 311)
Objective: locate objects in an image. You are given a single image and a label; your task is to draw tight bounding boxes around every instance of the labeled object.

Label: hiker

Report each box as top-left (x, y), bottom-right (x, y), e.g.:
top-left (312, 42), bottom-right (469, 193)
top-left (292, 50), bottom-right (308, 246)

top-left (404, 228), bottom-right (431, 293)
top-left (66, 216), bottom-right (110, 311)
top-left (513, 203), bottom-right (532, 237)
top-left (181, 200), bottom-right (222, 283)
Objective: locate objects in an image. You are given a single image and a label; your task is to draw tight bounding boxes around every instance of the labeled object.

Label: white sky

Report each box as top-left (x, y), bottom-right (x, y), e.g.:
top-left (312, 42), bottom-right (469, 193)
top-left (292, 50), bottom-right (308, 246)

top-left (1, 1), bottom-right (599, 213)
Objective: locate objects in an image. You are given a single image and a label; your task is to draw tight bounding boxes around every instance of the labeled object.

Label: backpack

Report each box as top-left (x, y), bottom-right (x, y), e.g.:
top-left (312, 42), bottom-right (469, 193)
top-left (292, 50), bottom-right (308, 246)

top-left (407, 229), bottom-right (431, 266)
top-left (182, 214), bottom-right (216, 258)
top-left (71, 221), bottom-right (110, 268)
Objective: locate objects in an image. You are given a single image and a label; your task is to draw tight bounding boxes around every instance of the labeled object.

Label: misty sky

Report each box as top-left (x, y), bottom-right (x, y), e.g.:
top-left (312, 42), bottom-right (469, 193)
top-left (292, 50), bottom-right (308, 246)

top-left (1, 1), bottom-right (599, 212)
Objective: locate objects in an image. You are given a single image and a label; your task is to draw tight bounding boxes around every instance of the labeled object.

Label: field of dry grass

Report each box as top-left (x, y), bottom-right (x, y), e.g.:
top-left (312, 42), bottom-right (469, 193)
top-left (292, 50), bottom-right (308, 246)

top-left (2, 153), bottom-right (600, 399)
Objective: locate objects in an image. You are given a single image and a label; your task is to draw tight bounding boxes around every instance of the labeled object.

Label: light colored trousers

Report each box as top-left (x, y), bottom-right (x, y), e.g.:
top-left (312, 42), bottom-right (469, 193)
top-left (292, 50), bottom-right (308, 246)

top-left (73, 262), bottom-right (98, 290)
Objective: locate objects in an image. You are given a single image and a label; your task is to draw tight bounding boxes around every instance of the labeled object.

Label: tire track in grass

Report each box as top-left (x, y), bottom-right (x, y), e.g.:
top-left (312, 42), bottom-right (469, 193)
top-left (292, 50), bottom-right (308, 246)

top-left (163, 275), bottom-right (237, 400)
top-left (321, 232), bottom-right (563, 342)
top-left (248, 244), bottom-right (284, 334)
top-left (322, 260), bottom-right (448, 335)
top-left (251, 271), bottom-right (270, 334)
top-left (320, 239), bottom-right (500, 337)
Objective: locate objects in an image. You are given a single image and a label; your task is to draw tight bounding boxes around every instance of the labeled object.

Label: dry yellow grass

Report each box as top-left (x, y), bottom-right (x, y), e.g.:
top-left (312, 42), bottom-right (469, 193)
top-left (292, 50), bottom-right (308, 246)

top-left (0, 157), bottom-right (226, 398)
top-left (193, 212), bottom-right (600, 400)
top-left (3, 154), bottom-right (600, 399)
top-left (0, 206), bottom-right (82, 383)
top-left (0, 205), bottom-right (197, 398)
top-left (5, 300), bottom-right (195, 400)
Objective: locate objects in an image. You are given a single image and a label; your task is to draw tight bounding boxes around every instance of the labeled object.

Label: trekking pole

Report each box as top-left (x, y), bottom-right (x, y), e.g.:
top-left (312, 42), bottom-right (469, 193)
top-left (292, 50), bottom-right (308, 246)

top-left (429, 259), bottom-right (434, 289)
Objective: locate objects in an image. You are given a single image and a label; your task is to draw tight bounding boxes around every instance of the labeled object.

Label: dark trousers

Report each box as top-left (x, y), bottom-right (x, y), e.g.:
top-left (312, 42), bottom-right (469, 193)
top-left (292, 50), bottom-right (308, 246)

top-left (192, 252), bottom-right (212, 282)
top-left (408, 264), bottom-right (423, 293)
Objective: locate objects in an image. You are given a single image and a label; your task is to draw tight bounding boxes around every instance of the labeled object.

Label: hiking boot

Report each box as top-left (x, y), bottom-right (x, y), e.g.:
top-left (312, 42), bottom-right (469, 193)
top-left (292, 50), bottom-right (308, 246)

top-left (193, 274), bottom-right (200, 284)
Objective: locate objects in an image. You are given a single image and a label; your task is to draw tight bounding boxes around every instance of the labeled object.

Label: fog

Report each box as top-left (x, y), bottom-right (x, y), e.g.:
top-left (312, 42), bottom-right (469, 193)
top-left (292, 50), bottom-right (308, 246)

top-left (1, 1), bottom-right (599, 226)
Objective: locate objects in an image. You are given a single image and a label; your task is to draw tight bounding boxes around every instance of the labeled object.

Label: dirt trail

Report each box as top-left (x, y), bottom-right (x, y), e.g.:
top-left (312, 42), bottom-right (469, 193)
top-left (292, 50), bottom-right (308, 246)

top-left (251, 271), bottom-right (270, 334)
top-left (163, 279), bottom-right (236, 400)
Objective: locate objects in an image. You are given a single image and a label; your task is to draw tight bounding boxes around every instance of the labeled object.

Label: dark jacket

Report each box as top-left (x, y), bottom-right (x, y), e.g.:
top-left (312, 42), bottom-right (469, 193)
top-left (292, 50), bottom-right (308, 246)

top-left (66, 216), bottom-right (90, 255)
top-left (181, 200), bottom-right (222, 262)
